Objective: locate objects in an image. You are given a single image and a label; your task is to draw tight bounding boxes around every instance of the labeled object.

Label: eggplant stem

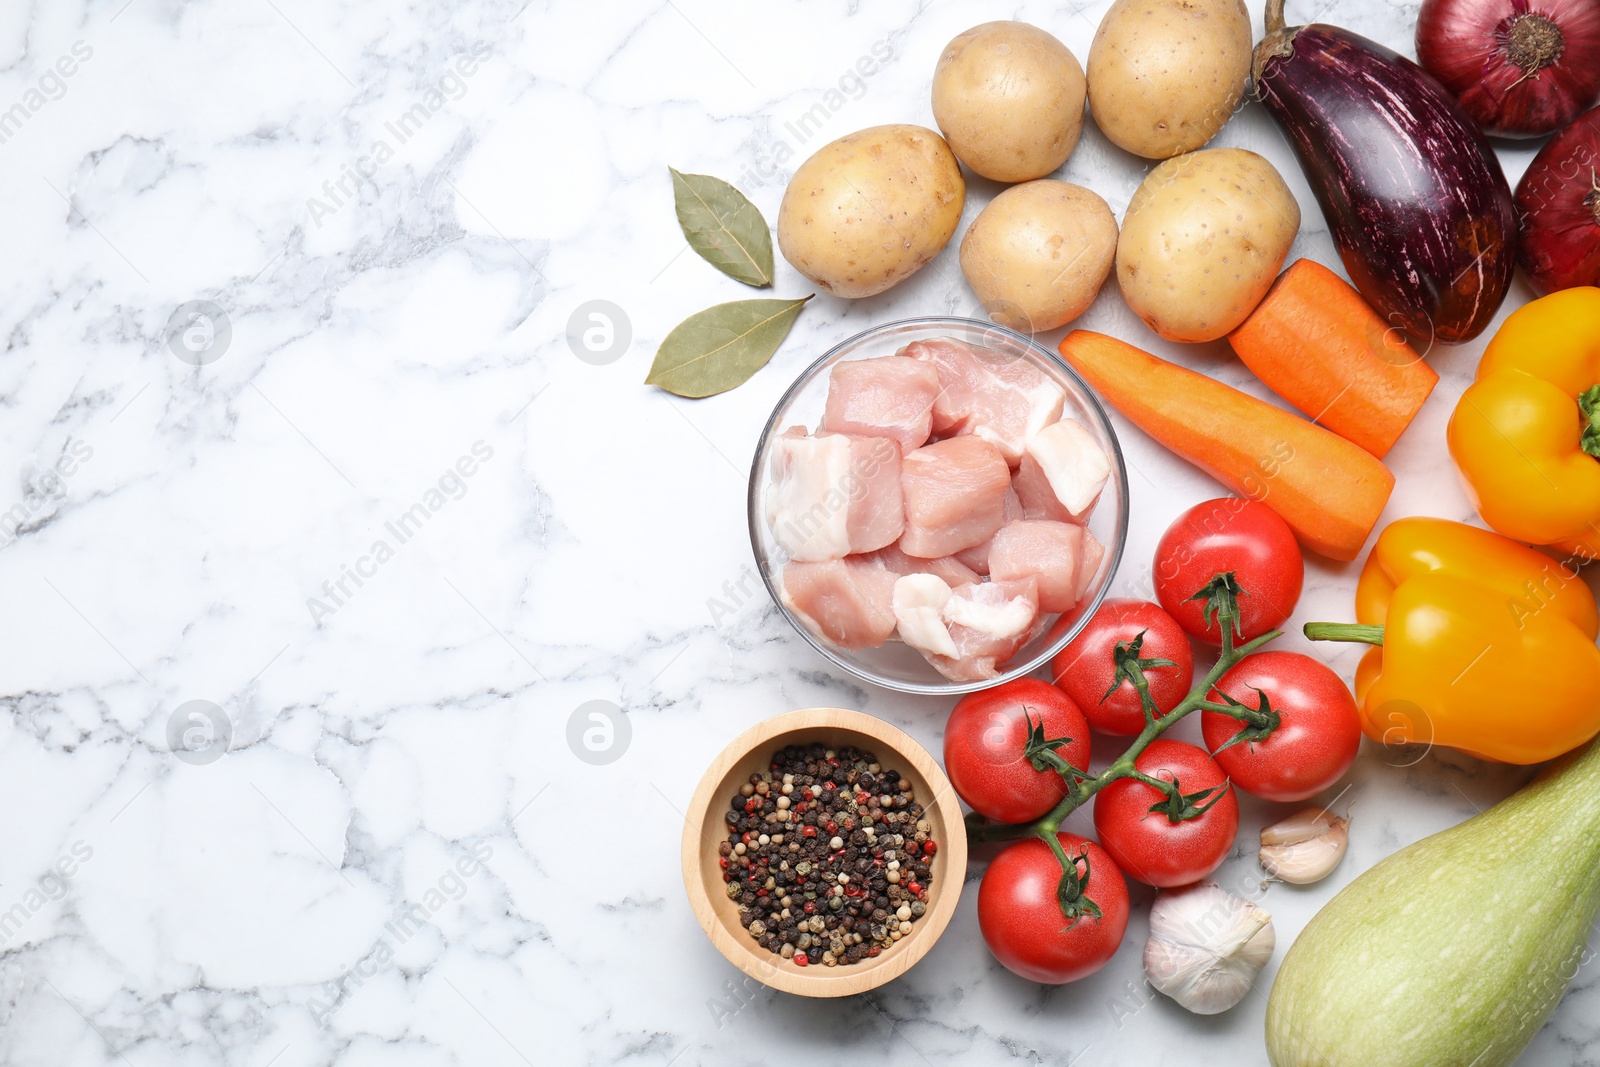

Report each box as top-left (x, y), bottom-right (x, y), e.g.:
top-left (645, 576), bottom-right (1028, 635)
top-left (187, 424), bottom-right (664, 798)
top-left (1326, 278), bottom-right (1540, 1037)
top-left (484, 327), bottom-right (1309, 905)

top-left (1264, 0), bottom-right (1286, 35)
top-left (1252, 0), bottom-right (1296, 91)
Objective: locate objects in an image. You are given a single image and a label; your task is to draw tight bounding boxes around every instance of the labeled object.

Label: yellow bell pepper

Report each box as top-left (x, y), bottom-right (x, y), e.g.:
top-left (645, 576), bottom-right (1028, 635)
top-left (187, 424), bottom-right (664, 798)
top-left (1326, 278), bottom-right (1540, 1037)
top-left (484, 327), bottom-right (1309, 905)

top-left (1304, 517), bottom-right (1600, 764)
top-left (1448, 287), bottom-right (1600, 557)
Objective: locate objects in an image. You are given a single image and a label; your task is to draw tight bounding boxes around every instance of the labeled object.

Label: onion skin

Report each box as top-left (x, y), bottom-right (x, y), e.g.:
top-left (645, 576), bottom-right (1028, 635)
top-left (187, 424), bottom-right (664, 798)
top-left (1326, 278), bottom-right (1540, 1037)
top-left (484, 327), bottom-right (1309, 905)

top-left (1516, 104), bottom-right (1600, 294)
top-left (1417, 0), bottom-right (1600, 139)
top-left (1255, 26), bottom-right (1518, 345)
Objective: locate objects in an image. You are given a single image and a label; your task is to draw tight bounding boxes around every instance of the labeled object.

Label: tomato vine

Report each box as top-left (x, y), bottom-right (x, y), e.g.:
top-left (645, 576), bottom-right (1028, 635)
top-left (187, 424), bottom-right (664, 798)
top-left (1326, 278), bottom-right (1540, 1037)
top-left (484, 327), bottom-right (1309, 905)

top-left (965, 573), bottom-right (1284, 920)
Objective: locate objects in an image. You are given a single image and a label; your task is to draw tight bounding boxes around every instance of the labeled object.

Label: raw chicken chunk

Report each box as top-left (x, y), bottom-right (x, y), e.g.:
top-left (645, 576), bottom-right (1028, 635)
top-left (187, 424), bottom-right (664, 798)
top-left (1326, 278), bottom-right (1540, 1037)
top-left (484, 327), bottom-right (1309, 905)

top-left (823, 356), bottom-right (941, 455)
top-left (766, 427), bottom-right (904, 562)
top-left (920, 578), bottom-right (1041, 683)
top-left (1076, 530), bottom-right (1106, 601)
top-left (900, 437), bottom-right (1011, 558)
top-left (865, 543), bottom-right (981, 588)
top-left (944, 580), bottom-right (1037, 637)
top-left (954, 486), bottom-right (1024, 575)
top-left (837, 436), bottom-right (905, 559)
top-left (903, 338), bottom-right (1065, 464)
top-left (892, 574), bottom-right (958, 658)
top-left (1017, 418), bottom-right (1111, 521)
top-left (1014, 453), bottom-right (1073, 523)
top-left (781, 556), bottom-right (898, 649)
top-left (989, 520), bottom-right (1086, 613)
top-left (901, 339), bottom-right (977, 435)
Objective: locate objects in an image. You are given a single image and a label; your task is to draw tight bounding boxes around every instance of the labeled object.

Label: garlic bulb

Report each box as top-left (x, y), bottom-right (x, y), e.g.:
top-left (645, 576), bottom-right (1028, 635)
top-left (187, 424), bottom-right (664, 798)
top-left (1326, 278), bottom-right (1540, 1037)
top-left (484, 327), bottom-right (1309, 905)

top-left (1259, 808), bottom-right (1350, 884)
top-left (1143, 882), bottom-right (1275, 1015)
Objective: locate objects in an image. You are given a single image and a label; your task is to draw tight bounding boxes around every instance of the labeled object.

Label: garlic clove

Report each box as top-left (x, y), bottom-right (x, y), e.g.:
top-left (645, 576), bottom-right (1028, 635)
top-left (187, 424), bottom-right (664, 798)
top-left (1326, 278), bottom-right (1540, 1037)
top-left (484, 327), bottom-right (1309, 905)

top-left (1259, 807), bottom-right (1345, 847)
top-left (1143, 882), bottom-right (1275, 1015)
top-left (1259, 808), bottom-right (1350, 884)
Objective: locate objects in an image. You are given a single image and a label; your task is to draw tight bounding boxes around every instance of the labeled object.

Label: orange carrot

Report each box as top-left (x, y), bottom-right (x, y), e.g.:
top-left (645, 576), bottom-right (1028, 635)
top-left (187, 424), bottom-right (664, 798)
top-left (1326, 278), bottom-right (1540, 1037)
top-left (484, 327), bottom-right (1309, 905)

top-left (1227, 259), bottom-right (1438, 459)
top-left (1059, 330), bottom-right (1394, 561)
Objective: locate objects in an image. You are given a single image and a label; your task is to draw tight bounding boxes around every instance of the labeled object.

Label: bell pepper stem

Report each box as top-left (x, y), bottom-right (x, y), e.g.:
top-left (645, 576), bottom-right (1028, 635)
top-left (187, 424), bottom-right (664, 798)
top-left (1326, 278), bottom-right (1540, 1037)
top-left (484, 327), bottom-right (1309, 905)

top-left (1578, 385), bottom-right (1600, 459)
top-left (1303, 621), bottom-right (1385, 646)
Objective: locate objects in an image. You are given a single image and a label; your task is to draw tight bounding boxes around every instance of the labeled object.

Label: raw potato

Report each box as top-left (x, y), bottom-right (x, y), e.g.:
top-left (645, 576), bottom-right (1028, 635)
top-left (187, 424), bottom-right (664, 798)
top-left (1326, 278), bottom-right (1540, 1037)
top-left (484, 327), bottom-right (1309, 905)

top-left (1116, 148), bottom-right (1300, 343)
top-left (960, 181), bottom-right (1117, 333)
top-left (932, 21), bottom-right (1087, 183)
top-left (1087, 0), bottom-right (1253, 160)
top-left (777, 125), bottom-right (965, 299)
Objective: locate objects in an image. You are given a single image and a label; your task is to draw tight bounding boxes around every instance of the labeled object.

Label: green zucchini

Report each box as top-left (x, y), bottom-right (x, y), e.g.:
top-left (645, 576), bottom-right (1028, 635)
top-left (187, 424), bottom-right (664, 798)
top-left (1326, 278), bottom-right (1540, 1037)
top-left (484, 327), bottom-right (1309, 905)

top-left (1267, 740), bottom-right (1600, 1066)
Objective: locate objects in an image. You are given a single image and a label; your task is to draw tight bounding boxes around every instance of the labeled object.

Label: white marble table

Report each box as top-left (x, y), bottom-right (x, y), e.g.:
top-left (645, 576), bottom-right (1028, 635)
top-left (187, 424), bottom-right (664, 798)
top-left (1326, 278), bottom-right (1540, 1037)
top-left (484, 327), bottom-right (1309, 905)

top-left (0, 0), bottom-right (1587, 1064)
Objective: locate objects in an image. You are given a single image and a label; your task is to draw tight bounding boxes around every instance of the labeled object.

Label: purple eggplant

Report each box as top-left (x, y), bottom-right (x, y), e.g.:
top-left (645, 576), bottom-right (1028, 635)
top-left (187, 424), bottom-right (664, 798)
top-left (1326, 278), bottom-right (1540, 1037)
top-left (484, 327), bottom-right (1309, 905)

top-left (1252, 0), bottom-right (1517, 345)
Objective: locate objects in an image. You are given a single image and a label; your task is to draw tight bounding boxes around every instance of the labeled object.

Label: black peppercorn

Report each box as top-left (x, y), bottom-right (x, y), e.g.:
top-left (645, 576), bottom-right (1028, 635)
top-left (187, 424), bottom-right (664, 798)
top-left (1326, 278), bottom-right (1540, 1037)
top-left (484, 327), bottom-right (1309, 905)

top-left (724, 743), bottom-right (935, 970)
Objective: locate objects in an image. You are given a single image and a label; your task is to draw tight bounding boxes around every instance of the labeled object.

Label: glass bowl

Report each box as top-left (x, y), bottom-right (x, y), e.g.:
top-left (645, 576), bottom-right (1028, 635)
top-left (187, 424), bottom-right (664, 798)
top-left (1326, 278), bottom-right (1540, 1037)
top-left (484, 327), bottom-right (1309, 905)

top-left (747, 316), bottom-right (1130, 696)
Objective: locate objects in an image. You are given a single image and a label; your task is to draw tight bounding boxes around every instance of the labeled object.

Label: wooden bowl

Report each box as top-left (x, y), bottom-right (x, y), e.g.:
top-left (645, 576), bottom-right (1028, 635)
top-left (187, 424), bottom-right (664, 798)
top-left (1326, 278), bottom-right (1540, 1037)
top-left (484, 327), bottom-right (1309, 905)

top-left (681, 707), bottom-right (968, 997)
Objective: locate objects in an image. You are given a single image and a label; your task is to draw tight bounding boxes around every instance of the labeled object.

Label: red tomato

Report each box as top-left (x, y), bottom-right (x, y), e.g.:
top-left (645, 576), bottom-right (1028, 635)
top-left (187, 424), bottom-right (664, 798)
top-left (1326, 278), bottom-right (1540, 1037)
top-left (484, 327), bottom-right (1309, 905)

top-left (1154, 498), bottom-right (1304, 645)
top-left (978, 831), bottom-right (1129, 984)
top-left (1202, 650), bottom-right (1362, 802)
top-left (944, 679), bottom-right (1091, 824)
top-left (1092, 739), bottom-right (1238, 887)
top-left (1052, 598), bottom-right (1195, 736)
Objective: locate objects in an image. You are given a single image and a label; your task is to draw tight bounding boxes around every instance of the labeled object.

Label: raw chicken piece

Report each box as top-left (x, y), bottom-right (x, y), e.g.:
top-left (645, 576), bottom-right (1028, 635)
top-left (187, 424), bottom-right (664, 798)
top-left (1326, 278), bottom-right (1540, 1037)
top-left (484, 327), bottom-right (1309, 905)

top-left (865, 543), bottom-right (981, 588)
top-left (954, 486), bottom-right (1024, 575)
top-left (823, 356), bottom-right (941, 455)
top-left (780, 557), bottom-right (898, 649)
top-left (919, 577), bottom-right (1041, 682)
top-left (837, 435), bottom-right (905, 558)
top-left (900, 437), bottom-right (1011, 558)
top-left (944, 580), bottom-right (1037, 637)
top-left (903, 338), bottom-right (1065, 464)
top-left (1017, 418), bottom-right (1111, 521)
top-left (892, 574), bottom-right (958, 658)
top-left (901, 339), bottom-right (977, 435)
top-left (766, 427), bottom-right (904, 562)
top-left (989, 520), bottom-right (1086, 613)
top-left (1014, 453), bottom-right (1073, 523)
top-left (1076, 530), bottom-right (1106, 601)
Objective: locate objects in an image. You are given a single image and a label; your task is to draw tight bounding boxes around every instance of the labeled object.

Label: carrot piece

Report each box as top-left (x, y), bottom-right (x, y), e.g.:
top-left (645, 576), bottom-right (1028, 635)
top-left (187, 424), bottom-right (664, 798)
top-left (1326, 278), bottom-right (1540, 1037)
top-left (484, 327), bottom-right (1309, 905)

top-left (1058, 330), bottom-right (1394, 561)
top-left (1227, 259), bottom-right (1438, 458)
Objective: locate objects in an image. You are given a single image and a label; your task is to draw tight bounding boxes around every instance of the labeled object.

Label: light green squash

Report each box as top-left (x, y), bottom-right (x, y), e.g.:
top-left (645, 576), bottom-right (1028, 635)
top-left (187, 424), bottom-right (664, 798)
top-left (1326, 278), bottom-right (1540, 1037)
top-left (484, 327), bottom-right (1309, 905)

top-left (1267, 740), bottom-right (1600, 1067)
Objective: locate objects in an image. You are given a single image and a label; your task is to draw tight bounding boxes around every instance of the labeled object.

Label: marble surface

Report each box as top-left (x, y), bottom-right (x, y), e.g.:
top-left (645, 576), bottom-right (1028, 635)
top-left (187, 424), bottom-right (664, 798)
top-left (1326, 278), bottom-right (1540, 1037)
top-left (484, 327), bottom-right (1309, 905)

top-left (0, 0), bottom-right (1591, 1064)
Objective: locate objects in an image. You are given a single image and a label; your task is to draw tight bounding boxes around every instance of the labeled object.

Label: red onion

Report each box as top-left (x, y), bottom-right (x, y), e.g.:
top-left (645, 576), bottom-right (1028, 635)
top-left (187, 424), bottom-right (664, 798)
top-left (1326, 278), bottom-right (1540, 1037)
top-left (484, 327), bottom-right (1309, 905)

top-left (1416, 0), bottom-right (1600, 137)
top-left (1515, 104), bottom-right (1600, 293)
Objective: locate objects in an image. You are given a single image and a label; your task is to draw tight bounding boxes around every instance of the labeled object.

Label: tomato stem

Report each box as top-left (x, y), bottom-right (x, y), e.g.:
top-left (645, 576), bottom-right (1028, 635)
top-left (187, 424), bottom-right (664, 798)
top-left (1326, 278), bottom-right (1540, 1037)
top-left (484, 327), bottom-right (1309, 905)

top-left (1206, 687), bottom-right (1281, 752)
top-left (1145, 775), bottom-right (1233, 821)
top-left (1021, 708), bottom-right (1079, 775)
top-left (1189, 572), bottom-right (1248, 653)
top-left (966, 608), bottom-right (1279, 846)
top-left (965, 812), bottom-right (1041, 843)
top-left (1039, 826), bottom-right (1102, 927)
top-left (1127, 768), bottom-right (1176, 793)
top-left (970, 575), bottom-right (1279, 870)
top-left (1197, 698), bottom-right (1251, 716)
top-left (1104, 631), bottom-right (1180, 726)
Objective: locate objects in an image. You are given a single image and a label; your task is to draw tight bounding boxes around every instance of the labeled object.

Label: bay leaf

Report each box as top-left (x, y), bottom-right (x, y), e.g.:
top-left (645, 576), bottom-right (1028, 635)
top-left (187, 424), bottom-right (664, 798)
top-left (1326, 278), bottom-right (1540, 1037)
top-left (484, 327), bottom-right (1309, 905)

top-left (646, 296), bottom-right (813, 398)
top-left (670, 167), bottom-right (774, 288)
